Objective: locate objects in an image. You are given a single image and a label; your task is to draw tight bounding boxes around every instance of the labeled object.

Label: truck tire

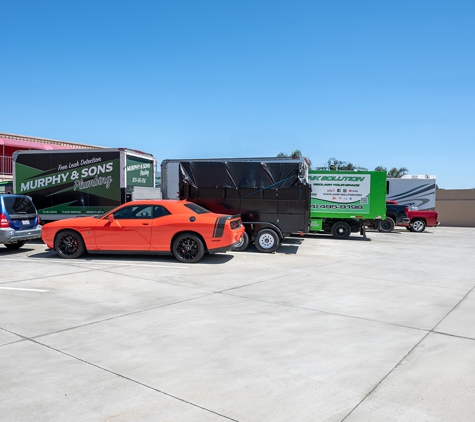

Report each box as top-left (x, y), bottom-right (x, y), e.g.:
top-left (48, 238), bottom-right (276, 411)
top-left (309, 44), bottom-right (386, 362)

top-left (378, 217), bottom-right (395, 233)
top-left (254, 229), bottom-right (279, 253)
top-left (410, 219), bottom-right (426, 233)
top-left (233, 231), bottom-right (249, 252)
top-left (331, 221), bottom-right (351, 239)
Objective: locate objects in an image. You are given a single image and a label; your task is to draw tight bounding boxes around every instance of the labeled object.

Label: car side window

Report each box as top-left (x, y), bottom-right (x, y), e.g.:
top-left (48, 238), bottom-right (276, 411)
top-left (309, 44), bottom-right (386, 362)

top-left (132, 205), bottom-right (153, 219)
top-left (113, 206), bottom-right (134, 219)
top-left (153, 205), bottom-right (171, 218)
top-left (113, 205), bottom-right (153, 219)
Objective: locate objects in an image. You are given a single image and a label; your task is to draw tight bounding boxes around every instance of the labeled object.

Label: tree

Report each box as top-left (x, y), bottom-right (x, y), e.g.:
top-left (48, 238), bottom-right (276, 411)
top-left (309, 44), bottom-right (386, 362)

top-left (387, 167), bottom-right (408, 178)
top-left (315, 157), bottom-right (367, 171)
top-left (277, 149), bottom-right (312, 168)
top-left (374, 166), bottom-right (408, 178)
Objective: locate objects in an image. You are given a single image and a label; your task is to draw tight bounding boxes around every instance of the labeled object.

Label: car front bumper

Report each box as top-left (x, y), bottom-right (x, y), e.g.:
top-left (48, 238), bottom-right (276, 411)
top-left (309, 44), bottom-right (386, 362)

top-left (0, 226), bottom-right (43, 244)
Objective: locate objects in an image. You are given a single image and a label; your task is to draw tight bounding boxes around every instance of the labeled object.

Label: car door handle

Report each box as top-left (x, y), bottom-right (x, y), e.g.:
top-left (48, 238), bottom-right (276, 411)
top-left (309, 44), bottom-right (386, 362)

top-left (142, 223), bottom-right (150, 226)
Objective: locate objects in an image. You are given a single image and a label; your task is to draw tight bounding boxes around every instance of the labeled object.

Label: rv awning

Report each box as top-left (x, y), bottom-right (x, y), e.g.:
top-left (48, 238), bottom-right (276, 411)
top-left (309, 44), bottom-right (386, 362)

top-left (0, 137), bottom-right (74, 150)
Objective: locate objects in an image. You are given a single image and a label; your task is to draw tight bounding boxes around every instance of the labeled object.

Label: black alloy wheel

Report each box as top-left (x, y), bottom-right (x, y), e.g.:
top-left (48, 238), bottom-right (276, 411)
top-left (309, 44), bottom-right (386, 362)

top-left (55, 230), bottom-right (86, 259)
top-left (172, 233), bottom-right (205, 263)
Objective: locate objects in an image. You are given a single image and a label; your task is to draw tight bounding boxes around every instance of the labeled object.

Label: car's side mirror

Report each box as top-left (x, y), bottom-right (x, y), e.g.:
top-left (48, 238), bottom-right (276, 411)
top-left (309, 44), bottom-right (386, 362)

top-left (108, 214), bottom-right (114, 222)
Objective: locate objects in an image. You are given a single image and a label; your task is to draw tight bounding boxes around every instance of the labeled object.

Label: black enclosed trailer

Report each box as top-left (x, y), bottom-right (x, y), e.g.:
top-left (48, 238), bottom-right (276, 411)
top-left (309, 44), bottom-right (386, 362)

top-left (161, 157), bottom-right (311, 252)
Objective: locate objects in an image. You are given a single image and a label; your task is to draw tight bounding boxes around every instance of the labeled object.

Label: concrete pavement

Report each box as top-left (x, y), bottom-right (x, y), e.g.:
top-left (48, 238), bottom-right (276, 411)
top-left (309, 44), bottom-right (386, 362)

top-left (1, 226), bottom-right (474, 421)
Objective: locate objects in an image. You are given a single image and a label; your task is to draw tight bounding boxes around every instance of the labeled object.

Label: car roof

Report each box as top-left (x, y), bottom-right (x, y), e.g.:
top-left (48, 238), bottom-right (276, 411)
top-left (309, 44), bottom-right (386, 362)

top-left (121, 199), bottom-right (183, 205)
top-left (117, 199), bottom-right (195, 210)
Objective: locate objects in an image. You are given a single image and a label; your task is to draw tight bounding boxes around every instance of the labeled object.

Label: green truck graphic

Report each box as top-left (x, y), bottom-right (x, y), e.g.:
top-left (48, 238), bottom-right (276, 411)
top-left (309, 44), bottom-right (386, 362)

top-left (309, 170), bottom-right (387, 238)
top-left (13, 149), bottom-right (156, 220)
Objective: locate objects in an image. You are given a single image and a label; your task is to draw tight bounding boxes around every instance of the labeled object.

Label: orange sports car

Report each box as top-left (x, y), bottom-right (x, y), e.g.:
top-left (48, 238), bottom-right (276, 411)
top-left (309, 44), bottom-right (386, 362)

top-left (41, 200), bottom-right (245, 263)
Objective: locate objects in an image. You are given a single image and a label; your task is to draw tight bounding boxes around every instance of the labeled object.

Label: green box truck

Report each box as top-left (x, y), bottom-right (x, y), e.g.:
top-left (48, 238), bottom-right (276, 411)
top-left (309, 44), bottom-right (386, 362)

top-left (13, 148), bottom-right (158, 221)
top-left (309, 170), bottom-right (387, 239)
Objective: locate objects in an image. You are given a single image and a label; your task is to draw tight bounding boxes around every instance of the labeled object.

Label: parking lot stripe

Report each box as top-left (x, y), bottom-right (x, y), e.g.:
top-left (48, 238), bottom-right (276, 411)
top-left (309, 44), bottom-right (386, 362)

top-left (1, 258), bottom-right (189, 269)
top-left (0, 286), bottom-right (48, 292)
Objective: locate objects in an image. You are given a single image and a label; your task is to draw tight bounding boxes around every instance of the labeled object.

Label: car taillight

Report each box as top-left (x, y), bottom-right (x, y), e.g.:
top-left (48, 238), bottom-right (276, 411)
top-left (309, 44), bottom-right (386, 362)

top-left (37, 214), bottom-right (41, 225)
top-left (230, 219), bottom-right (242, 230)
top-left (0, 213), bottom-right (10, 228)
top-left (404, 206), bottom-right (408, 214)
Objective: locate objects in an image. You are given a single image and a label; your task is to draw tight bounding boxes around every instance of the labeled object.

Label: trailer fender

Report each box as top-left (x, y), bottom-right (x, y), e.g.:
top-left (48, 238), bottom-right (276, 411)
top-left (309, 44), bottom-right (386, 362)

top-left (242, 221), bottom-right (284, 241)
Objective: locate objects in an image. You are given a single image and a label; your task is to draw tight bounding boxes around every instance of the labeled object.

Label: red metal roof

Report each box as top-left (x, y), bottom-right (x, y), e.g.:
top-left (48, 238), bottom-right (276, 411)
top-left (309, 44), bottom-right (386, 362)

top-left (0, 137), bottom-right (77, 150)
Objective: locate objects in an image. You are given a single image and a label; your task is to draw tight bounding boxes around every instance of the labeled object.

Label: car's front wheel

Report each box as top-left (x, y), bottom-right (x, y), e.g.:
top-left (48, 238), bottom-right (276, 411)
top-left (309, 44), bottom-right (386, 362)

top-left (55, 230), bottom-right (86, 259)
top-left (5, 241), bottom-right (26, 250)
top-left (172, 233), bottom-right (205, 263)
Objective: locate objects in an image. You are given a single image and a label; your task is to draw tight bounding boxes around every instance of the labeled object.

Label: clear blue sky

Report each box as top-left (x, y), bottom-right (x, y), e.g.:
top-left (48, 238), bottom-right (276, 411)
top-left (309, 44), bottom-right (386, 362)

top-left (1, 1), bottom-right (474, 189)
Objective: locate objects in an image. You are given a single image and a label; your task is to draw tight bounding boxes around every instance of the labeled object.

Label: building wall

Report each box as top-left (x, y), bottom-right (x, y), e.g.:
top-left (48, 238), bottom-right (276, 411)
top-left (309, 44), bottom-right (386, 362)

top-left (1, 132), bottom-right (104, 183)
top-left (436, 189), bottom-right (475, 227)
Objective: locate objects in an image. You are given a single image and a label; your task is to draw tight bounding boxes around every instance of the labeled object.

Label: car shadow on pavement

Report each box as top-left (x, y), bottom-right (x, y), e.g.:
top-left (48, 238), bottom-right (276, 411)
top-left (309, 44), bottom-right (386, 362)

top-left (234, 237), bottom-right (303, 255)
top-left (27, 248), bottom-right (236, 265)
top-left (0, 245), bottom-right (40, 255)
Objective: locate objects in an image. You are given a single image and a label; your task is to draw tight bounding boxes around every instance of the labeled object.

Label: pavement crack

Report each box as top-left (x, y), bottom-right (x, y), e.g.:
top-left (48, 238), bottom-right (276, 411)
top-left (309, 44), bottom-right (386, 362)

top-left (339, 285), bottom-right (475, 421)
top-left (23, 337), bottom-right (239, 421)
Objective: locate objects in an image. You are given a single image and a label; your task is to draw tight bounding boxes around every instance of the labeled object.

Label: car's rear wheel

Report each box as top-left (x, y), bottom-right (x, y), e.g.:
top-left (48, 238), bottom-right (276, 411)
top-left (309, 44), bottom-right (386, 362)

top-left (55, 230), bottom-right (86, 259)
top-left (379, 217), bottom-right (395, 233)
top-left (233, 231), bottom-right (249, 252)
top-left (5, 241), bottom-right (26, 250)
top-left (410, 219), bottom-right (426, 232)
top-left (254, 229), bottom-right (279, 253)
top-left (331, 221), bottom-right (351, 239)
top-left (172, 233), bottom-right (205, 263)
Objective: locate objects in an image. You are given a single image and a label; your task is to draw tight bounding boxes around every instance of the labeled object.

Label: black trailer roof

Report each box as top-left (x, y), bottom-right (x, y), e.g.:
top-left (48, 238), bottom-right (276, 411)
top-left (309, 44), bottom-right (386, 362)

top-left (163, 158), bottom-right (308, 189)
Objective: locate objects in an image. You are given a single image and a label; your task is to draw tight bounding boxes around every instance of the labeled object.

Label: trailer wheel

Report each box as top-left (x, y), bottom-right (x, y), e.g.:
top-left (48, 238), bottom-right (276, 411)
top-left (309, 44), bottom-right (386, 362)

top-left (378, 217), bottom-right (395, 233)
top-left (254, 229), bottom-right (279, 253)
top-left (410, 219), bottom-right (426, 233)
top-left (55, 230), bottom-right (86, 259)
top-left (233, 231), bottom-right (249, 252)
top-left (331, 222), bottom-right (351, 239)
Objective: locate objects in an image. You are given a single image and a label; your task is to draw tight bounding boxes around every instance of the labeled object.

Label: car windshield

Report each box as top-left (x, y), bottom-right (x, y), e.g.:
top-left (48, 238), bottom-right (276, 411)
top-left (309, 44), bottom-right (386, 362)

top-left (184, 203), bottom-right (210, 214)
top-left (3, 196), bottom-right (36, 214)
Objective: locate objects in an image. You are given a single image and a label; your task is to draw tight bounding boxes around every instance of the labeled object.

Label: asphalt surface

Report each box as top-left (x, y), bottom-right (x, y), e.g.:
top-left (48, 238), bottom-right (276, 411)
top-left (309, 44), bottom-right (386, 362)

top-left (1, 226), bottom-right (475, 421)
